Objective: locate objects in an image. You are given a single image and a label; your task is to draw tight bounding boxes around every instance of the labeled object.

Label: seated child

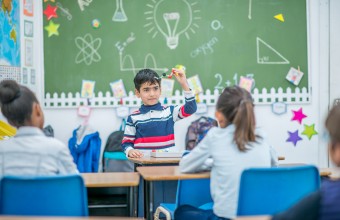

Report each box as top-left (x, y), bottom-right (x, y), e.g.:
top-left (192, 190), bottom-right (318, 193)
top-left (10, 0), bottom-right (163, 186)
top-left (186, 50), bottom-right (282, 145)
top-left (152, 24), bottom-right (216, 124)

top-left (122, 68), bottom-right (197, 158)
top-left (0, 80), bottom-right (78, 176)
top-left (175, 86), bottom-right (278, 220)
top-left (272, 104), bottom-right (340, 220)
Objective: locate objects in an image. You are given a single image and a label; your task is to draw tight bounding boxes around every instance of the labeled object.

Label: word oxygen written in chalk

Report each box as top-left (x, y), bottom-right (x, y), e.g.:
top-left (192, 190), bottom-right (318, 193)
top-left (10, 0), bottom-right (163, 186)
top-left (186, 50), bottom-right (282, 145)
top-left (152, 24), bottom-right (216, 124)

top-left (190, 37), bottom-right (218, 58)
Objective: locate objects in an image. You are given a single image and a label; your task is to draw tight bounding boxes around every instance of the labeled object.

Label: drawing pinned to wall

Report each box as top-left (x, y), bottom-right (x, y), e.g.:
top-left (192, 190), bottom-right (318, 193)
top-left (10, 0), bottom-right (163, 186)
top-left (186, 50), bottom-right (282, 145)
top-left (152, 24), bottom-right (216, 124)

top-left (75, 34), bottom-right (102, 65)
top-left (56, 2), bottom-right (73, 20)
top-left (24, 20), bottom-right (33, 37)
top-left (286, 130), bottom-right (302, 146)
top-left (161, 78), bottom-right (175, 97)
top-left (81, 80), bottom-right (95, 98)
top-left (187, 75), bottom-right (203, 95)
top-left (110, 79), bottom-right (127, 98)
top-left (301, 124), bottom-right (318, 140)
top-left (78, 0), bottom-right (93, 12)
top-left (30, 69), bottom-right (36, 84)
top-left (286, 67), bottom-right (304, 86)
top-left (274, 13), bottom-right (285, 22)
top-left (25, 39), bottom-right (33, 67)
top-left (115, 33), bottom-right (168, 74)
top-left (256, 37), bottom-right (289, 64)
top-left (145, 0), bottom-right (201, 49)
top-left (23, 0), bottom-right (33, 16)
top-left (22, 68), bottom-right (28, 84)
top-left (43, 4), bottom-right (58, 20)
top-left (112, 0), bottom-right (128, 22)
top-left (44, 20), bottom-right (60, 37)
top-left (239, 76), bottom-right (254, 92)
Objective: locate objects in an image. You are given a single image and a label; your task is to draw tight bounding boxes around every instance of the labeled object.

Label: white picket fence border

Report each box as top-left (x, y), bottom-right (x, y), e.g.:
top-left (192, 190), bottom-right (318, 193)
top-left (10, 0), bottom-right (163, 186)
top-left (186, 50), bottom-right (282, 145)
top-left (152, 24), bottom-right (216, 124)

top-left (44, 87), bottom-right (310, 108)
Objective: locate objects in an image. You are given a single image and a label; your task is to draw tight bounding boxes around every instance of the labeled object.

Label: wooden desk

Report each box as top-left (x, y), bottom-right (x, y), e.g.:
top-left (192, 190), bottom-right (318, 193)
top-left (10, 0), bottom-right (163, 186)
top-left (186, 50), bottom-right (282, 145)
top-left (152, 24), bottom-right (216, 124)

top-left (81, 172), bottom-right (140, 217)
top-left (137, 166), bottom-right (210, 220)
top-left (0, 217), bottom-right (143, 220)
top-left (319, 167), bottom-right (340, 179)
top-left (82, 172), bottom-right (140, 187)
top-left (130, 156), bottom-right (284, 166)
top-left (278, 156), bottom-right (285, 161)
top-left (128, 156), bottom-right (180, 168)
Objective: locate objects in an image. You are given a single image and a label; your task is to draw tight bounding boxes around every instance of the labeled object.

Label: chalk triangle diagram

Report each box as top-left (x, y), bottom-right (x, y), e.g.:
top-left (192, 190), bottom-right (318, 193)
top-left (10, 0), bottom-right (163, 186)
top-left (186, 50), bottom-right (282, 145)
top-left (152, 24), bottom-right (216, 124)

top-left (256, 37), bottom-right (290, 64)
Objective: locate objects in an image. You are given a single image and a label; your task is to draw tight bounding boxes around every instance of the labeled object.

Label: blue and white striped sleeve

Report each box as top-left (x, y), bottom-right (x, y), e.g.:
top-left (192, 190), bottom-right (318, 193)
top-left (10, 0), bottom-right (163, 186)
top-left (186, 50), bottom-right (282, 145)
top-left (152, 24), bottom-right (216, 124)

top-left (173, 90), bottom-right (197, 122)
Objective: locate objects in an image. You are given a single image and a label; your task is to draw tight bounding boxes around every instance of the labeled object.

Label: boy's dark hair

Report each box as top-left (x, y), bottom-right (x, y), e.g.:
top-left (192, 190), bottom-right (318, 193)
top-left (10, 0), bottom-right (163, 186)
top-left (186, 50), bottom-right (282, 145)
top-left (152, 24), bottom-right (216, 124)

top-left (217, 86), bottom-right (257, 152)
top-left (325, 104), bottom-right (340, 148)
top-left (134, 69), bottom-right (161, 91)
top-left (0, 80), bottom-right (38, 127)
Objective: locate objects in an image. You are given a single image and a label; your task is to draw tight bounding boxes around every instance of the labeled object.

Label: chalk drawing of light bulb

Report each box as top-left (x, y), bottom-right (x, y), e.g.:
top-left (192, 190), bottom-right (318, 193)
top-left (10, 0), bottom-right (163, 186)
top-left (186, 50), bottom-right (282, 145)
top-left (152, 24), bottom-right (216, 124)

top-left (144, 0), bottom-right (201, 50)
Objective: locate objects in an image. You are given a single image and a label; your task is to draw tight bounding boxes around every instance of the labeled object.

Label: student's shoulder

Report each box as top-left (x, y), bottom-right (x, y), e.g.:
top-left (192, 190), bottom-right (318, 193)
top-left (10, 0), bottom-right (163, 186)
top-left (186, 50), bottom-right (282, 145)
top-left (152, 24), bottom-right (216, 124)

top-left (43, 136), bottom-right (68, 150)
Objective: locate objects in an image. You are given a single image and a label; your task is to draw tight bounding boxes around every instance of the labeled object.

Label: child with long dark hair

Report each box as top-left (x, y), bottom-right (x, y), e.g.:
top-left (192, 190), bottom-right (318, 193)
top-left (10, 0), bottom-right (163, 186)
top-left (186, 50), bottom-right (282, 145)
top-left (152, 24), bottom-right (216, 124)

top-left (175, 86), bottom-right (277, 220)
top-left (0, 80), bottom-right (78, 176)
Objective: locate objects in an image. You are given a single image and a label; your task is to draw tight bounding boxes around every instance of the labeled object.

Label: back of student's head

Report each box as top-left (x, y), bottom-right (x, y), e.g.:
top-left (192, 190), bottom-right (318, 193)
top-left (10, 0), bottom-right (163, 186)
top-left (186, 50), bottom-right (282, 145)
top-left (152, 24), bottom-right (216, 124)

top-left (0, 80), bottom-right (38, 128)
top-left (325, 104), bottom-right (340, 150)
top-left (217, 86), bottom-right (256, 151)
top-left (134, 69), bottom-right (161, 91)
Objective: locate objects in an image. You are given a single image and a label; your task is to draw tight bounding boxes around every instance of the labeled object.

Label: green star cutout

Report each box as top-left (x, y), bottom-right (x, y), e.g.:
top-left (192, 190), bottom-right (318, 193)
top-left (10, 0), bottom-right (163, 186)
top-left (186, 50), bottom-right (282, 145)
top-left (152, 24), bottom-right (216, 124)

top-left (302, 124), bottom-right (318, 140)
top-left (44, 20), bottom-right (60, 37)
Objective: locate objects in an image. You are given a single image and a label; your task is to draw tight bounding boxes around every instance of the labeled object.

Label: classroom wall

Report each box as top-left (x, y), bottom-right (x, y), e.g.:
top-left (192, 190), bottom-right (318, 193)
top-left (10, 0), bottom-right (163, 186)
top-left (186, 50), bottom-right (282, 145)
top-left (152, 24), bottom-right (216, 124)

top-left (34, 0), bottom-right (333, 168)
top-left (330, 0), bottom-right (340, 105)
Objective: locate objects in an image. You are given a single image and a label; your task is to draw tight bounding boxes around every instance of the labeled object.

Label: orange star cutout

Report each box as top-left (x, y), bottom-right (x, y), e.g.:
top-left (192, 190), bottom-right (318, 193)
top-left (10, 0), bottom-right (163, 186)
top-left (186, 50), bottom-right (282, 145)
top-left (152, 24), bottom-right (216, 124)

top-left (43, 4), bottom-right (58, 20)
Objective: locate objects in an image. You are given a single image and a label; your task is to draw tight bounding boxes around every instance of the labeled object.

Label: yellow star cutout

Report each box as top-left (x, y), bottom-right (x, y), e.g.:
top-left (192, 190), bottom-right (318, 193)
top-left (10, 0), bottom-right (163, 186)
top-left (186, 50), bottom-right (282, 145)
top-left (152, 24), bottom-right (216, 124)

top-left (44, 20), bottom-right (60, 37)
top-left (302, 124), bottom-right (318, 140)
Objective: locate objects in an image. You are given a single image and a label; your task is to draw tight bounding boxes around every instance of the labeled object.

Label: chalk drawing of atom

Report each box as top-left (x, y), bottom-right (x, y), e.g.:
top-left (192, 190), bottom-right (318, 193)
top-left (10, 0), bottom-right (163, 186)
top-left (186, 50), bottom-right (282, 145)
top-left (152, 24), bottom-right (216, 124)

top-left (75, 34), bottom-right (102, 65)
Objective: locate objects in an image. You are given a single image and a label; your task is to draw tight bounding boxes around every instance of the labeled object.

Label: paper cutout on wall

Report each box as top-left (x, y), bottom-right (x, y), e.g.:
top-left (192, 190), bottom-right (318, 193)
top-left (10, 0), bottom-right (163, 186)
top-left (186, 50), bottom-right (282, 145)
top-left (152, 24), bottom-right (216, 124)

top-left (81, 80), bottom-right (95, 98)
top-left (110, 79), bottom-right (127, 98)
top-left (274, 14), bottom-right (284, 22)
top-left (161, 78), bottom-right (174, 97)
top-left (44, 20), bottom-right (60, 37)
top-left (92, 19), bottom-right (101, 29)
top-left (43, 4), bottom-right (58, 20)
top-left (302, 124), bottom-right (318, 140)
top-left (271, 102), bottom-right (287, 115)
top-left (187, 75), bottom-right (203, 95)
top-left (286, 130), bottom-right (302, 146)
top-left (291, 107), bottom-right (307, 124)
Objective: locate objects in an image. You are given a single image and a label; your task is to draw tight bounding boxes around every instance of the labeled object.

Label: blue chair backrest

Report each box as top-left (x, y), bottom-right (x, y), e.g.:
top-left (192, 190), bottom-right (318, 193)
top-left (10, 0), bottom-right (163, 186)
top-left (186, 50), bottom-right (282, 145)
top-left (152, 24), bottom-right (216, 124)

top-left (0, 175), bottom-right (88, 216)
top-left (176, 178), bottom-right (213, 207)
top-left (237, 165), bottom-right (320, 216)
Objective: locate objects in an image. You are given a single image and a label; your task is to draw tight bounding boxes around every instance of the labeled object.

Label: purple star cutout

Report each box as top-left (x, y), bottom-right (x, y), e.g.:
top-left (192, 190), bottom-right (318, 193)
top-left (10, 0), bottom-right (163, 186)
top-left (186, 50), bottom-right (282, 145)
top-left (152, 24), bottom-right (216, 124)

top-left (286, 130), bottom-right (302, 146)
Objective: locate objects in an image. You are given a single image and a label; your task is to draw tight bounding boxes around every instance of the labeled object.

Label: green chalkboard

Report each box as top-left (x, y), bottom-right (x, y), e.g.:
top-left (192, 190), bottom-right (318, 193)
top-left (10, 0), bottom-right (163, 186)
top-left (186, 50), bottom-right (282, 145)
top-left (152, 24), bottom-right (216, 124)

top-left (43, 0), bottom-right (308, 95)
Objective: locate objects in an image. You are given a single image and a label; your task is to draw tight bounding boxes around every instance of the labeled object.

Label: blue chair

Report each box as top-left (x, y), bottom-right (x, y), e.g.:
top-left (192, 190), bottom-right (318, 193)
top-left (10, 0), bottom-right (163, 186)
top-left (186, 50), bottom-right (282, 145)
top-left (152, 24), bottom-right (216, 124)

top-left (0, 175), bottom-right (88, 216)
top-left (154, 178), bottom-right (213, 220)
top-left (237, 165), bottom-right (320, 216)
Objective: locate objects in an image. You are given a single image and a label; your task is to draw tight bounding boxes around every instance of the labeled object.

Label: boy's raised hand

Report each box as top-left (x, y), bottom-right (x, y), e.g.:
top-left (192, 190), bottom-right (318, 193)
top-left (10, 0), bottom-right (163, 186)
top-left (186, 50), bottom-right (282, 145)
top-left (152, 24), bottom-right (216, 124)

top-left (172, 68), bottom-right (190, 91)
top-left (128, 149), bottom-right (144, 158)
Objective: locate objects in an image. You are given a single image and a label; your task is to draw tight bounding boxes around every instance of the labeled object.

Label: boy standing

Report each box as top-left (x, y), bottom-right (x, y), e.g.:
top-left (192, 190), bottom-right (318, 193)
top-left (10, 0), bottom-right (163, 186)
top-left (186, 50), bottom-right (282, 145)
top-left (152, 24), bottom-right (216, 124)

top-left (122, 68), bottom-right (197, 158)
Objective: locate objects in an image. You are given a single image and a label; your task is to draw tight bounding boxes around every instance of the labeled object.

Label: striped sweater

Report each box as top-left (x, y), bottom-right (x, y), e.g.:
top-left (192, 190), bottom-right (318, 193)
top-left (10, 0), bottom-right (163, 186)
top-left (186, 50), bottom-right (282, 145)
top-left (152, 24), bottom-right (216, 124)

top-left (122, 91), bottom-right (197, 154)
